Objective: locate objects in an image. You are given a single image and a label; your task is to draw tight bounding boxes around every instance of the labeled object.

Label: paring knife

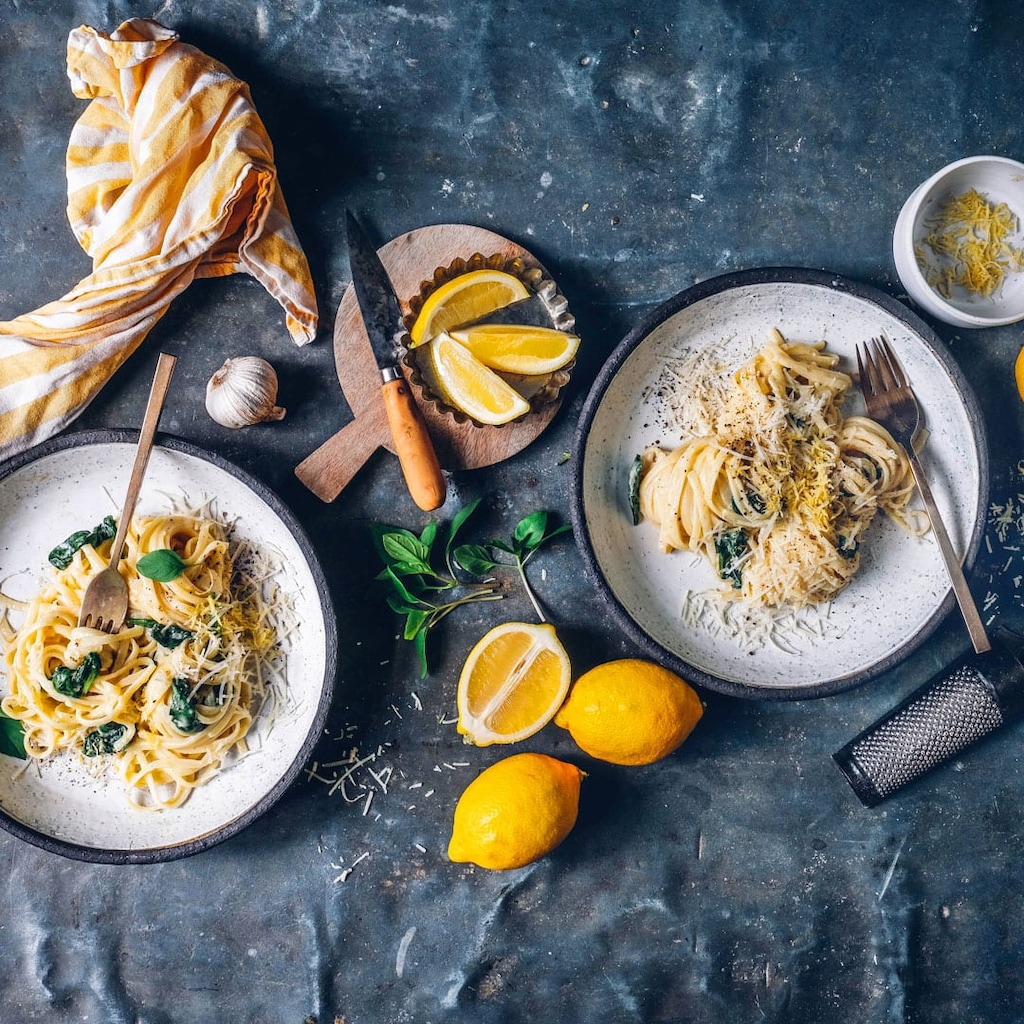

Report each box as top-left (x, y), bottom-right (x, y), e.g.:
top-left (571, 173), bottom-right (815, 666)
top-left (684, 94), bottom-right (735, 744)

top-left (345, 211), bottom-right (446, 511)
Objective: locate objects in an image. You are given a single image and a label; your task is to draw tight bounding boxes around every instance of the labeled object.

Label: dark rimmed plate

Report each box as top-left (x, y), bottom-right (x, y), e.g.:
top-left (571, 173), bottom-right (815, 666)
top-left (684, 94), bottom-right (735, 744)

top-left (0, 430), bottom-right (337, 861)
top-left (570, 268), bottom-right (988, 700)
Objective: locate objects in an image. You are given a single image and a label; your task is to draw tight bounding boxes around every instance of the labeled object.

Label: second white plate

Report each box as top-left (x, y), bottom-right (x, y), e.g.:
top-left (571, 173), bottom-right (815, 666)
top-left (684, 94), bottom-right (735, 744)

top-left (570, 268), bottom-right (988, 699)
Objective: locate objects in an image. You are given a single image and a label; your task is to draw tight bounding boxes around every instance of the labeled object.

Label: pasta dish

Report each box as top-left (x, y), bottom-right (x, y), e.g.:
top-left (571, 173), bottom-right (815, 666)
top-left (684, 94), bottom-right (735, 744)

top-left (0, 511), bottom-right (282, 810)
top-left (638, 329), bottom-right (928, 609)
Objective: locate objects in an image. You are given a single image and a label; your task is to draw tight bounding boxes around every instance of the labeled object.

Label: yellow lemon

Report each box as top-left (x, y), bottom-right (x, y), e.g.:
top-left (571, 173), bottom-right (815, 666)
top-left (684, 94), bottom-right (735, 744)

top-left (447, 752), bottom-right (584, 869)
top-left (409, 269), bottom-right (530, 346)
top-left (423, 332), bottom-right (531, 425)
top-left (457, 621), bottom-right (572, 746)
top-left (447, 324), bottom-right (581, 375)
top-left (554, 659), bottom-right (703, 766)
top-left (1015, 345), bottom-right (1024, 401)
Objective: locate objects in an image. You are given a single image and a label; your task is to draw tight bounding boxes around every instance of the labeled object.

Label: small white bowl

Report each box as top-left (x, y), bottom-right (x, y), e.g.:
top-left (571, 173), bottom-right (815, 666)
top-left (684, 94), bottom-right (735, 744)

top-left (893, 155), bottom-right (1024, 328)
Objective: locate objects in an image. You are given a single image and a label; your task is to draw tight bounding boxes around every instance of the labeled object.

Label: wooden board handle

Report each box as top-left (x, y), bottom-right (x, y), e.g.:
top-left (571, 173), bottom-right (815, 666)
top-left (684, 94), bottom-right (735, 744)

top-left (294, 405), bottom-right (388, 502)
top-left (381, 376), bottom-right (446, 511)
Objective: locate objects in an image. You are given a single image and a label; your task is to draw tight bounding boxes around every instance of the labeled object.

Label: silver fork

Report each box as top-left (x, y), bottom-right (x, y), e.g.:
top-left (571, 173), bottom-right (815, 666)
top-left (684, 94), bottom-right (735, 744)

top-left (856, 336), bottom-right (990, 654)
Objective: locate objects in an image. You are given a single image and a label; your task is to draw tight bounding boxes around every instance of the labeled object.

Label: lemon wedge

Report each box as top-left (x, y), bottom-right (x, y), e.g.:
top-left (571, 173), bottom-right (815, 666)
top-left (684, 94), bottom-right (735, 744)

top-left (409, 269), bottom-right (530, 347)
top-left (457, 621), bottom-right (572, 746)
top-left (447, 324), bottom-right (580, 375)
top-left (425, 332), bottom-right (531, 425)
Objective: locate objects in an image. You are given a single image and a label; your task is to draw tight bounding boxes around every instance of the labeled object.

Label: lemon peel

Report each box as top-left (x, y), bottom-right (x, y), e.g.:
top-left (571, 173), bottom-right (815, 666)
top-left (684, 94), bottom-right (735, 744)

top-left (554, 659), bottom-right (703, 766)
top-left (447, 752), bottom-right (584, 870)
top-left (424, 332), bottom-right (531, 425)
top-left (409, 269), bottom-right (529, 346)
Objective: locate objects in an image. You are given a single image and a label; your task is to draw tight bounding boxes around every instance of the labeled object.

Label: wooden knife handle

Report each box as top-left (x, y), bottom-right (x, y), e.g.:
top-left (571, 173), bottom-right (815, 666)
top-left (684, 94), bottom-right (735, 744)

top-left (381, 376), bottom-right (446, 511)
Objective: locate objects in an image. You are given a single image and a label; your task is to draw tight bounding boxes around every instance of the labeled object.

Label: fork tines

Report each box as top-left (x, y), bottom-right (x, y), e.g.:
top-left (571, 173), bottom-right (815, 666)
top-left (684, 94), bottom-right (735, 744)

top-left (856, 335), bottom-right (905, 395)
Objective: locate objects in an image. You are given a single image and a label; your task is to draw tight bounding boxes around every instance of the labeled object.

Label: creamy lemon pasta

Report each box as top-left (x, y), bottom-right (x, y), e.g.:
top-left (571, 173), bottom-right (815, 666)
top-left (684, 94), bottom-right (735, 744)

top-left (0, 511), bottom-right (282, 810)
top-left (638, 328), bottom-right (928, 609)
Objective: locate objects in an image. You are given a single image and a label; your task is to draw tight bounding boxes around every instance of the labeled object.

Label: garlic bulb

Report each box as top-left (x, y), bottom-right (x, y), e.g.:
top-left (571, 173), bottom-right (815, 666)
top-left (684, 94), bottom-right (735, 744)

top-left (205, 356), bottom-right (286, 429)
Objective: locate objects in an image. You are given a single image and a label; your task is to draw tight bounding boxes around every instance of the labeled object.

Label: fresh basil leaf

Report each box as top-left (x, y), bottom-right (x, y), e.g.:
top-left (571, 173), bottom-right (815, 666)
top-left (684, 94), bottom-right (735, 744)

top-left (383, 566), bottom-right (423, 606)
top-left (513, 511), bottom-right (550, 550)
top-left (127, 617), bottom-right (160, 629)
top-left (83, 721), bottom-right (130, 757)
top-left (382, 532), bottom-right (431, 567)
top-left (453, 544), bottom-right (499, 576)
top-left (413, 628), bottom-right (428, 679)
top-left (0, 709), bottom-right (26, 760)
top-left (136, 548), bottom-right (189, 582)
top-left (169, 677), bottom-right (205, 734)
top-left (419, 519), bottom-right (438, 550)
top-left (403, 609), bottom-right (429, 641)
top-left (446, 497), bottom-right (481, 552)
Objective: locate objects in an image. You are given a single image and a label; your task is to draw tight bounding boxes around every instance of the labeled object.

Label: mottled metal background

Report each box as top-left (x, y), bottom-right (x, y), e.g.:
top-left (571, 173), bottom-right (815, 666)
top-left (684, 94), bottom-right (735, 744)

top-left (2, 1), bottom-right (1024, 1022)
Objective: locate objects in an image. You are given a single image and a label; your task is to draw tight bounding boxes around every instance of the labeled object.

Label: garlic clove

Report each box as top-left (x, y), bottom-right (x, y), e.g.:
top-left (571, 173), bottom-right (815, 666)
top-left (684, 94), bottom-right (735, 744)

top-left (205, 356), bottom-right (286, 429)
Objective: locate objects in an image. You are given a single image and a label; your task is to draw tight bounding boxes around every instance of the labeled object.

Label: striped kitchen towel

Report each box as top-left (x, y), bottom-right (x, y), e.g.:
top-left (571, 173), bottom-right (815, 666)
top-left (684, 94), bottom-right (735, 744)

top-left (0, 18), bottom-right (318, 460)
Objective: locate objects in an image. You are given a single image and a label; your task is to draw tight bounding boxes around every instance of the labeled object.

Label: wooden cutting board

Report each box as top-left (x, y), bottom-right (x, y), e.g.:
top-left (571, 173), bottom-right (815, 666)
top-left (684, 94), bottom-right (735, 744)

top-left (294, 224), bottom-right (564, 502)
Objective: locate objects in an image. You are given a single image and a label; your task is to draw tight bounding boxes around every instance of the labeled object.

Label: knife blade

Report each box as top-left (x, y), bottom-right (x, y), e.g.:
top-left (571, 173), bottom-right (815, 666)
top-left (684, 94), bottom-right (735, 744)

top-left (345, 211), bottom-right (446, 511)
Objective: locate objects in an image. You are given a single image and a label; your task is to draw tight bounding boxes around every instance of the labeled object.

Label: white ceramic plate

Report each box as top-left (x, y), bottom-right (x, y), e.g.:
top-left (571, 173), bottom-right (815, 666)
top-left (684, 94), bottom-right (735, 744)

top-left (571, 268), bottom-right (988, 699)
top-left (0, 431), bottom-right (336, 861)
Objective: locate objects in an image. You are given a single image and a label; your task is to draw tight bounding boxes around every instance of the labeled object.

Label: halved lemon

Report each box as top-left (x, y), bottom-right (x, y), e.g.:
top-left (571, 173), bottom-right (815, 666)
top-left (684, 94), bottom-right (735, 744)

top-left (447, 324), bottom-right (580, 375)
top-left (409, 269), bottom-right (530, 347)
top-left (1015, 345), bottom-right (1024, 401)
top-left (425, 332), bottom-right (531, 425)
top-left (457, 621), bottom-right (572, 746)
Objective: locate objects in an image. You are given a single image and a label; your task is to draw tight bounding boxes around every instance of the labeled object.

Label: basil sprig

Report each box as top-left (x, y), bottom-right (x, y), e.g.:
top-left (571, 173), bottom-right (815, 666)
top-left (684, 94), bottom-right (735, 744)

top-left (371, 500), bottom-right (570, 677)
top-left (48, 516), bottom-right (116, 570)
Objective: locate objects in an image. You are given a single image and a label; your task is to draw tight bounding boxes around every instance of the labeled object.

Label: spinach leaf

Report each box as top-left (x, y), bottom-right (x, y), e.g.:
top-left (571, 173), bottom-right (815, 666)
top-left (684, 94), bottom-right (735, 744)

top-left (50, 652), bottom-right (101, 698)
top-left (0, 709), bottom-right (26, 760)
top-left (838, 535), bottom-right (859, 559)
top-left (127, 618), bottom-right (194, 649)
top-left (169, 677), bottom-right (206, 733)
top-left (137, 548), bottom-right (189, 582)
top-left (48, 515), bottom-right (117, 570)
top-left (628, 454), bottom-right (643, 525)
top-left (83, 722), bottom-right (130, 757)
top-left (715, 529), bottom-right (749, 589)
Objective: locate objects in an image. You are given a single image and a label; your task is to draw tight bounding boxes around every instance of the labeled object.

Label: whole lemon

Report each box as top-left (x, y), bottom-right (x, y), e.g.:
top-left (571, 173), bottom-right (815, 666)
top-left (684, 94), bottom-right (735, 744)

top-left (554, 659), bottom-right (703, 765)
top-left (447, 752), bottom-right (584, 870)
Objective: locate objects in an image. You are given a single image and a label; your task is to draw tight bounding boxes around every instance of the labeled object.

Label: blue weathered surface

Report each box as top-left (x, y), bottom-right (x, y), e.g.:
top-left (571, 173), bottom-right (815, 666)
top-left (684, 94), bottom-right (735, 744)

top-left (2, 2), bottom-right (1024, 1022)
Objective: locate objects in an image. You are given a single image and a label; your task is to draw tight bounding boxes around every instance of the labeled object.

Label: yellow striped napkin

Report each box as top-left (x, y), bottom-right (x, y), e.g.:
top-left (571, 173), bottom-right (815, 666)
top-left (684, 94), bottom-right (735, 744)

top-left (0, 18), bottom-right (318, 460)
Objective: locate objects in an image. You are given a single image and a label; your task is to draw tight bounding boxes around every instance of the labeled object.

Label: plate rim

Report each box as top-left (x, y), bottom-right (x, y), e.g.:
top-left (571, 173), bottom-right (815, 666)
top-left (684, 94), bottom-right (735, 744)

top-left (569, 266), bottom-right (990, 700)
top-left (0, 428), bottom-right (338, 862)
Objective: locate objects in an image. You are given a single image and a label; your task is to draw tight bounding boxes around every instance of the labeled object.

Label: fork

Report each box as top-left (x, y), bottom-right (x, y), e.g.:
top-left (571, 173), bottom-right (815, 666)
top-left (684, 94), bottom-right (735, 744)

top-left (856, 336), bottom-right (990, 654)
top-left (78, 353), bottom-right (177, 632)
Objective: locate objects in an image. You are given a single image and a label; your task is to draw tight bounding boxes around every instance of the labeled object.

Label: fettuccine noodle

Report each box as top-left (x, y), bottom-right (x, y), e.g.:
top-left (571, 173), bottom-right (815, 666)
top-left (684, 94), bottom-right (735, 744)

top-left (0, 513), bottom-right (280, 810)
top-left (639, 329), bottom-right (928, 609)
